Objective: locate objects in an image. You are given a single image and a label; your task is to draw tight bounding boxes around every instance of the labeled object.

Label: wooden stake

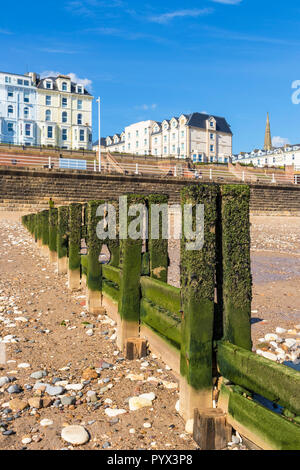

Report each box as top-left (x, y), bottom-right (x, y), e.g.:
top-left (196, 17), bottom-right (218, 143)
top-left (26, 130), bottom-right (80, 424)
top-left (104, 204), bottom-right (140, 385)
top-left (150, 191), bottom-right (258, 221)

top-left (193, 408), bottom-right (232, 450)
top-left (125, 338), bottom-right (147, 360)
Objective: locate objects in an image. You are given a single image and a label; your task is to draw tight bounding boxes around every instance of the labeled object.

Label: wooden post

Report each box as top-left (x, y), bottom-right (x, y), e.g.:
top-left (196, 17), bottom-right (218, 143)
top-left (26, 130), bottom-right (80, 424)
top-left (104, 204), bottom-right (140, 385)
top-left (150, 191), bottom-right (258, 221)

top-left (179, 185), bottom-right (218, 421)
top-left (86, 200), bottom-right (104, 314)
top-left (118, 194), bottom-right (145, 351)
top-left (57, 206), bottom-right (69, 275)
top-left (193, 408), bottom-right (232, 450)
top-left (125, 338), bottom-right (147, 360)
top-left (68, 203), bottom-right (82, 290)
top-left (221, 185), bottom-right (252, 350)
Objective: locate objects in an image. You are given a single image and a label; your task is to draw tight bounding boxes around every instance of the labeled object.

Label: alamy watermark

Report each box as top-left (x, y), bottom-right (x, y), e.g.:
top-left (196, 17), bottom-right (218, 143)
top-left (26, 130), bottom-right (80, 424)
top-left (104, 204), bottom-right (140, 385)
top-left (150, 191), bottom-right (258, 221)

top-left (291, 80), bottom-right (300, 104)
top-left (95, 196), bottom-right (204, 251)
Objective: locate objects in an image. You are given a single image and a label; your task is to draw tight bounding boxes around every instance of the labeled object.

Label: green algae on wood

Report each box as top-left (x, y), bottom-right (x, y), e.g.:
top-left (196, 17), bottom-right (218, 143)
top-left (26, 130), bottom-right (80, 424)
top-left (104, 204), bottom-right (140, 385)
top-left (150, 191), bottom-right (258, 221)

top-left (218, 341), bottom-right (300, 415)
top-left (68, 203), bottom-right (82, 272)
top-left (118, 194), bottom-right (145, 323)
top-left (49, 207), bottom-right (58, 253)
top-left (57, 206), bottom-right (69, 259)
top-left (147, 194), bottom-right (169, 283)
top-left (180, 184), bottom-right (218, 391)
top-left (41, 210), bottom-right (50, 246)
top-left (221, 184), bottom-right (252, 350)
top-left (86, 200), bottom-right (104, 292)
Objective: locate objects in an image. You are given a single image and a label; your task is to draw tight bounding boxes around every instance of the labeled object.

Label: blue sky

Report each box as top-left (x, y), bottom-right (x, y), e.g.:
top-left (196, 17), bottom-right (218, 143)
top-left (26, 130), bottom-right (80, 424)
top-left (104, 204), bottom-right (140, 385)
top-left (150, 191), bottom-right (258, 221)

top-left (1, 0), bottom-right (300, 153)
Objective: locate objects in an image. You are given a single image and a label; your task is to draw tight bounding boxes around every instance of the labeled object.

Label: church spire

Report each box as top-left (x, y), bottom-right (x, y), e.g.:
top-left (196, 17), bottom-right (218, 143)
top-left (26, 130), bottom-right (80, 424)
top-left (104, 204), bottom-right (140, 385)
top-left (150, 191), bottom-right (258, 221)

top-left (264, 112), bottom-right (272, 151)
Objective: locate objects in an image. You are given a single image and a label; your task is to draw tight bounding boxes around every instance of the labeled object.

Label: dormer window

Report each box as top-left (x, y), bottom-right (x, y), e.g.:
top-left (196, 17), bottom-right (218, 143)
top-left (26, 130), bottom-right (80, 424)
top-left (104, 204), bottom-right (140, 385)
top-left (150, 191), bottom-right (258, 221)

top-left (62, 82), bottom-right (68, 91)
top-left (210, 121), bottom-right (214, 127)
top-left (77, 85), bottom-right (83, 94)
top-left (45, 80), bottom-right (52, 89)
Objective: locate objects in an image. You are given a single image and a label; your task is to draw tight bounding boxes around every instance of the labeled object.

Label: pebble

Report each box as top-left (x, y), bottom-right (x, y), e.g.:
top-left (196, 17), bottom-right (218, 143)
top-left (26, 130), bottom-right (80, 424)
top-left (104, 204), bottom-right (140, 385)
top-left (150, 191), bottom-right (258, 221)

top-left (8, 398), bottom-right (28, 412)
top-left (285, 338), bottom-right (297, 349)
top-left (105, 408), bottom-right (126, 417)
top-left (0, 376), bottom-right (10, 387)
top-left (260, 351), bottom-right (277, 361)
top-left (28, 397), bottom-right (42, 409)
top-left (22, 436), bottom-right (32, 445)
top-left (265, 334), bottom-right (278, 342)
top-left (61, 425), bottom-right (90, 445)
top-left (65, 384), bottom-right (83, 391)
top-left (45, 385), bottom-right (65, 396)
top-left (30, 371), bottom-right (47, 380)
top-left (61, 396), bottom-right (76, 406)
top-left (7, 384), bottom-right (22, 394)
top-left (40, 419), bottom-right (53, 427)
top-left (129, 396), bottom-right (153, 411)
top-left (17, 363), bottom-right (31, 369)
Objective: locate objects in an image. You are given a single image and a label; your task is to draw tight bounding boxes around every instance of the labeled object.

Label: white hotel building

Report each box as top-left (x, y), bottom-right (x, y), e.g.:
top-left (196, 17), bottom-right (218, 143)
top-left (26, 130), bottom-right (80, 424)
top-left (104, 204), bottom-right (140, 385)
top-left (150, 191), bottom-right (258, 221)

top-left (103, 113), bottom-right (232, 162)
top-left (232, 145), bottom-right (300, 168)
top-left (0, 71), bottom-right (93, 150)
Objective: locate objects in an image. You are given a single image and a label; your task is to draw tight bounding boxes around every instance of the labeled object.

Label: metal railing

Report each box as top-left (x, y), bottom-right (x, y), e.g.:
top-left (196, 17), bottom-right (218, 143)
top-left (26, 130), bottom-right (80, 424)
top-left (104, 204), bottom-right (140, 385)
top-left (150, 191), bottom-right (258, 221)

top-left (0, 152), bottom-right (297, 185)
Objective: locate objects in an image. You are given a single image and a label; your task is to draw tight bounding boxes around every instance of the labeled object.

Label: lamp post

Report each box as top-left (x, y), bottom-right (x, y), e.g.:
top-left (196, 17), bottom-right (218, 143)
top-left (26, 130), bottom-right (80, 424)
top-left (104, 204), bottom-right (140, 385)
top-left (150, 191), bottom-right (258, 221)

top-left (96, 97), bottom-right (101, 172)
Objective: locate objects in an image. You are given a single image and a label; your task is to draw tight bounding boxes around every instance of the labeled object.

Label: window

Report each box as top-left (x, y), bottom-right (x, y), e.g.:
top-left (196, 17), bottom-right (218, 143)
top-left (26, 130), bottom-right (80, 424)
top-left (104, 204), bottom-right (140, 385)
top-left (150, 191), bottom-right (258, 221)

top-left (77, 86), bottom-right (83, 94)
top-left (164, 136), bottom-right (167, 142)
top-left (45, 110), bottom-right (51, 121)
top-left (24, 92), bottom-right (29, 103)
top-left (210, 133), bottom-right (214, 139)
top-left (8, 105), bottom-right (13, 114)
top-left (128, 143), bottom-right (131, 150)
top-left (8, 91), bottom-right (13, 98)
top-left (46, 81), bottom-right (52, 89)
top-left (46, 95), bottom-right (51, 106)
top-left (62, 111), bottom-right (68, 123)
top-left (77, 113), bottom-right (82, 125)
top-left (144, 139), bottom-right (147, 145)
top-left (210, 121), bottom-right (214, 127)
top-left (154, 137), bottom-right (158, 144)
top-left (136, 141), bottom-right (139, 148)
top-left (79, 130), bottom-right (85, 141)
top-left (62, 82), bottom-right (67, 91)
top-left (144, 128), bottom-right (147, 135)
top-left (164, 124), bottom-right (168, 129)
top-left (24, 107), bottom-right (29, 118)
top-left (172, 133), bottom-right (176, 140)
top-left (210, 145), bottom-right (214, 152)
top-left (164, 146), bottom-right (167, 154)
top-left (5, 76), bottom-right (11, 83)
top-left (7, 123), bottom-right (13, 133)
top-left (17, 79), bottom-right (23, 85)
top-left (172, 145), bottom-right (175, 152)
top-left (181, 131), bottom-right (184, 137)
top-left (155, 148), bottom-right (158, 155)
top-left (62, 129), bottom-right (68, 141)
top-left (24, 80), bottom-right (29, 86)
top-left (77, 99), bottom-right (82, 110)
top-left (47, 126), bottom-right (53, 138)
top-left (181, 143), bottom-right (184, 150)
top-left (128, 133), bottom-right (131, 139)
top-left (62, 97), bottom-right (67, 107)
top-left (25, 124), bottom-right (31, 136)
top-left (136, 130), bottom-right (139, 137)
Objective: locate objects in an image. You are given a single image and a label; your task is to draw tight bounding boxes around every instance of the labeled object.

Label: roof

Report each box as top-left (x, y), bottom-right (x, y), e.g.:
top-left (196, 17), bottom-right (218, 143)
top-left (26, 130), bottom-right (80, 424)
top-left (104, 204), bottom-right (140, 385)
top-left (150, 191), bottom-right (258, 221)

top-left (93, 138), bottom-right (106, 147)
top-left (36, 76), bottom-right (92, 96)
top-left (186, 112), bottom-right (232, 134)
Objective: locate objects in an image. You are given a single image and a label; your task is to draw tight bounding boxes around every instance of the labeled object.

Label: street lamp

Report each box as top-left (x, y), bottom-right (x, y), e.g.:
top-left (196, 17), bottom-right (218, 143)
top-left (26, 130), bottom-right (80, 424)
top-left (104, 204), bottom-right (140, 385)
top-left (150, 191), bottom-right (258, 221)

top-left (96, 97), bottom-right (101, 172)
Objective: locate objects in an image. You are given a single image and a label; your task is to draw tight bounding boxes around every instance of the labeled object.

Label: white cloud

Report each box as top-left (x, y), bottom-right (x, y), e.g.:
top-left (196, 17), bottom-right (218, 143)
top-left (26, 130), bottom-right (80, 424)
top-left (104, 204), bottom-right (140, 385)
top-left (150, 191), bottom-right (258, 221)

top-left (40, 71), bottom-right (92, 90)
top-left (0, 28), bottom-right (12, 34)
top-left (272, 136), bottom-right (290, 148)
top-left (149, 8), bottom-right (213, 24)
top-left (135, 104), bottom-right (157, 111)
top-left (210, 0), bottom-right (242, 4)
